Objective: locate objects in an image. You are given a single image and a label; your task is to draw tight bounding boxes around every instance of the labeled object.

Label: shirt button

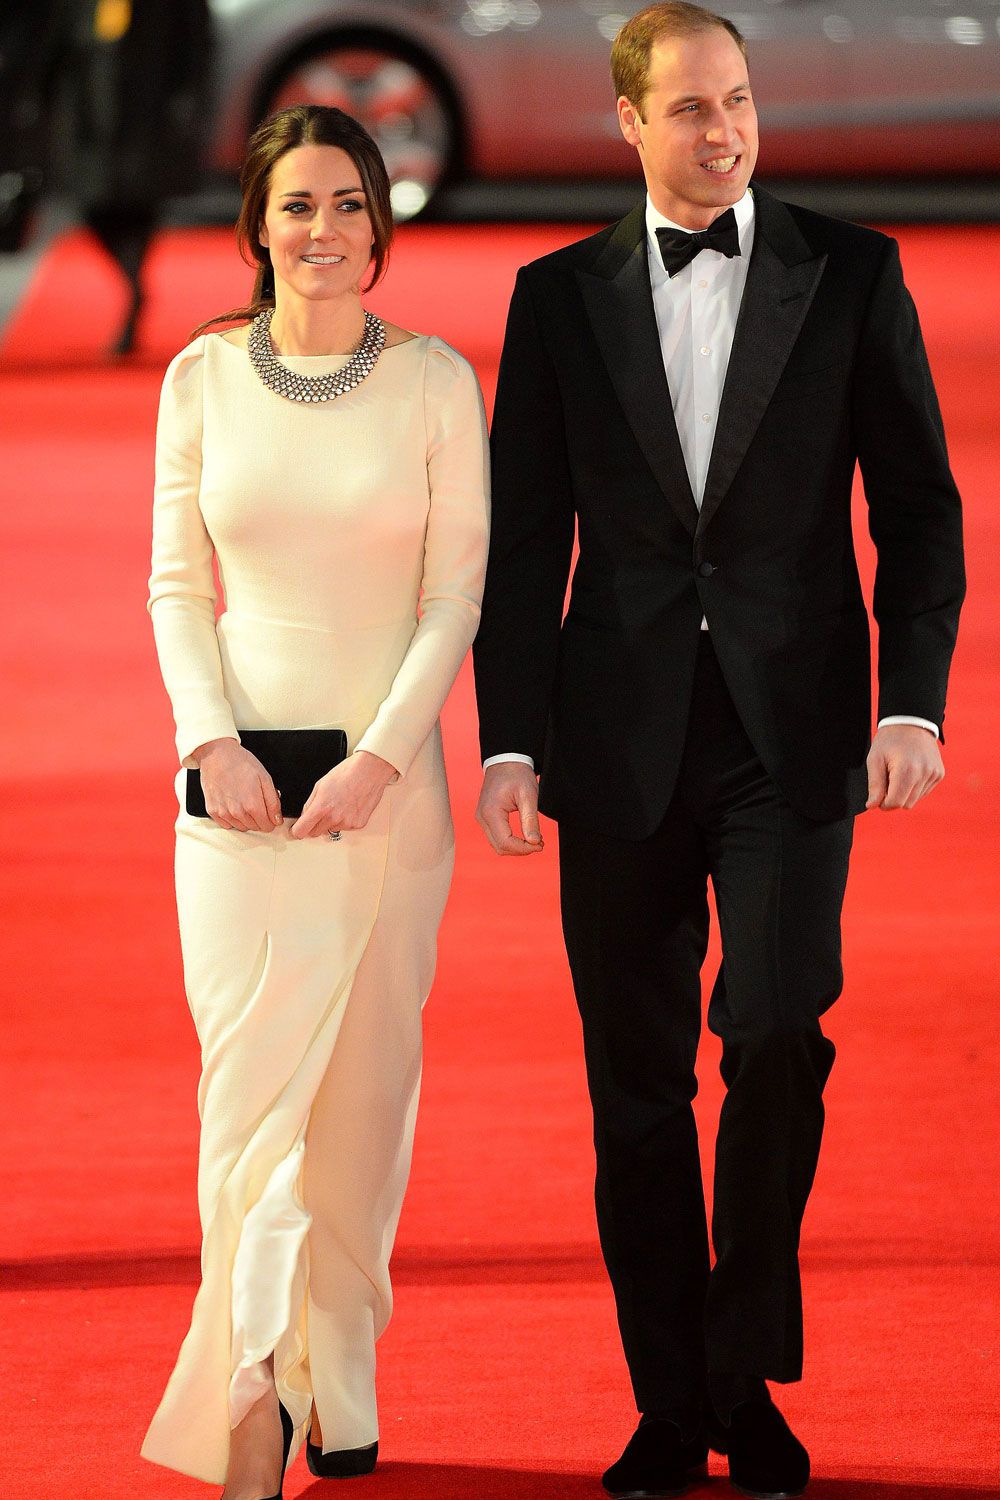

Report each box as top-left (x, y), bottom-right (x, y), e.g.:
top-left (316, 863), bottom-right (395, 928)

top-left (697, 279), bottom-right (708, 288)
top-left (700, 346), bottom-right (711, 355)
top-left (701, 413), bottom-right (711, 423)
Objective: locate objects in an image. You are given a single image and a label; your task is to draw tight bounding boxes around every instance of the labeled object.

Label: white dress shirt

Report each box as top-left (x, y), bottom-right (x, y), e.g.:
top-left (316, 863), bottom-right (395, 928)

top-left (484, 191), bottom-right (936, 771)
top-left (647, 188), bottom-right (755, 514)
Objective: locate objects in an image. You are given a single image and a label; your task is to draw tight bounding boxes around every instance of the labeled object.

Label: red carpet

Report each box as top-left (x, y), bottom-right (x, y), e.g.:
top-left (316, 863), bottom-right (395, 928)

top-left (0, 221), bottom-right (997, 1500)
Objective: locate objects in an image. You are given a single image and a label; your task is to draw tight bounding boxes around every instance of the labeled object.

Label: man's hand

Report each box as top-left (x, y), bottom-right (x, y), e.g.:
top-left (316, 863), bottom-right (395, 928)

top-left (866, 724), bottom-right (945, 811)
top-left (476, 762), bottom-right (544, 856)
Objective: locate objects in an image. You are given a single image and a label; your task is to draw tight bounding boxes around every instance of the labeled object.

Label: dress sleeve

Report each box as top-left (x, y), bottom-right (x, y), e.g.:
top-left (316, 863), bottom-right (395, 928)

top-left (147, 338), bottom-right (239, 767)
top-left (354, 341), bottom-right (491, 775)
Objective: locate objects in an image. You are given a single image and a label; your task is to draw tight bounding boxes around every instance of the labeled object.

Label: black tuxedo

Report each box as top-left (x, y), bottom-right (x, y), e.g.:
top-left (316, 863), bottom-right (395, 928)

top-left (475, 187), bottom-right (965, 838)
top-left (473, 188), bottom-right (964, 1427)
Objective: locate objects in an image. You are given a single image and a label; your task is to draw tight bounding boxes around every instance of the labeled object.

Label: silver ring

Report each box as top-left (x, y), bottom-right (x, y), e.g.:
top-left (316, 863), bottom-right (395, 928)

top-left (328, 831), bottom-right (341, 842)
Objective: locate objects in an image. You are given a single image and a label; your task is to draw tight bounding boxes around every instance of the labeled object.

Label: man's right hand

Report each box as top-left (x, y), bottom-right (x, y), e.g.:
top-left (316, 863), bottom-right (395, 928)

top-left (190, 737), bottom-right (283, 833)
top-left (476, 762), bottom-right (544, 856)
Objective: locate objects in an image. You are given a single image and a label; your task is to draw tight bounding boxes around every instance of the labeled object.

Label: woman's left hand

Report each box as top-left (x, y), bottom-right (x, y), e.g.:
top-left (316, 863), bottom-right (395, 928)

top-left (289, 751), bottom-right (400, 839)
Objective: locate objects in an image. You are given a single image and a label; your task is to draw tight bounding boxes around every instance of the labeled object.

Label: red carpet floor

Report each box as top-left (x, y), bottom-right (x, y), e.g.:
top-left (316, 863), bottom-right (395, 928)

top-left (0, 221), bottom-right (997, 1500)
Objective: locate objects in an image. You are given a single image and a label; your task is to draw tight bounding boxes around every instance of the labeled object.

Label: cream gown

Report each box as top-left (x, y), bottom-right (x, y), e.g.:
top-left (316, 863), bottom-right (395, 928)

top-left (141, 329), bottom-right (490, 1484)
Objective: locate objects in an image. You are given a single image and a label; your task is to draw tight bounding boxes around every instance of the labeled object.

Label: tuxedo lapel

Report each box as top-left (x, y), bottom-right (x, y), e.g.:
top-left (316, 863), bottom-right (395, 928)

top-left (698, 188), bottom-right (827, 535)
top-left (576, 205), bottom-right (700, 537)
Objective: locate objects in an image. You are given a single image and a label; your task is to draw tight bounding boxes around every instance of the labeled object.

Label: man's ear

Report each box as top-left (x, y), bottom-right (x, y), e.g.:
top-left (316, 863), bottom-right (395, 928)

top-left (617, 95), bottom-right (643, 148)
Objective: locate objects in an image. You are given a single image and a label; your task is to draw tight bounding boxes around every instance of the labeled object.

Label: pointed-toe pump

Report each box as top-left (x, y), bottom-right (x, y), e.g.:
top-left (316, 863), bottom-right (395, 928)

top-left (305, 1434), bottom-right (378, 1479)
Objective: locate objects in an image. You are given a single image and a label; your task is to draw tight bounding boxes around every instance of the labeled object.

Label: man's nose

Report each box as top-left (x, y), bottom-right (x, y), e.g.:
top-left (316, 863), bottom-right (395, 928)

top-left (704, 111), bottom-right (738, 144)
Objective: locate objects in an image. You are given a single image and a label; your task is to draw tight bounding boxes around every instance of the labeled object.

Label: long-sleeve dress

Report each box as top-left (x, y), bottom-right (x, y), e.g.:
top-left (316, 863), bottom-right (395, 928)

top-left (140, 329), bottom-right (490, 1484)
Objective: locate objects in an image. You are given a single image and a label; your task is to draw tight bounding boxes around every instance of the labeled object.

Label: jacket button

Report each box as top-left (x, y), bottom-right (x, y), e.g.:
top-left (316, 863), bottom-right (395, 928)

top-left (697, 561), bottom-right (716, 577)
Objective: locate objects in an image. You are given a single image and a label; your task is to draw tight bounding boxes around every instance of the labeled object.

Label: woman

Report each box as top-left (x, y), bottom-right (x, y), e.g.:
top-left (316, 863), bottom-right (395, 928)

top-left (141, 104), bottom-right (490, 1499)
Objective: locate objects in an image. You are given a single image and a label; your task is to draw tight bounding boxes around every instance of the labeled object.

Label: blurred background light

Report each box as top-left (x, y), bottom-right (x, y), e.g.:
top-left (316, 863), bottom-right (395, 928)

top-left (390, 178), bottom-right (431, 218)
top-left (822, 15), bottom-right (854, 44)
top-left (945, 15), bottom-right (985, 45)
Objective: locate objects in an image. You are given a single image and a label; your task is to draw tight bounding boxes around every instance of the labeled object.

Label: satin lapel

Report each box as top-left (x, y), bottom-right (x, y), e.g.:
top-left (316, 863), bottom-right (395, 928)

top-left (697, 190), bottom-right (827, 535)
top-left (576, 207), bottom-right (699, 537)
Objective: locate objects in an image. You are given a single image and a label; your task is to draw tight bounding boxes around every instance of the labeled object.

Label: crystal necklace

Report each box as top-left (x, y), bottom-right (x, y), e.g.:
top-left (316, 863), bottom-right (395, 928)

top-left (247, 306), bottom-right (386, 403)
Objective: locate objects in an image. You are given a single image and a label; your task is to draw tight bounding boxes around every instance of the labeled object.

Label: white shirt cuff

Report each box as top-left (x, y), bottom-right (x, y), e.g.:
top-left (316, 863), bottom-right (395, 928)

top-left (483, 753), bottom-right (536, 772)
top-left (877, 715), bottom-right (940, 738)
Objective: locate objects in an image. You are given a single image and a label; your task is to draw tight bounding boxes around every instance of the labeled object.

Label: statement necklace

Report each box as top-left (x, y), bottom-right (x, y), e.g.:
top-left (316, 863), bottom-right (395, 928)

top-left (248, 307), bottom-right (386, 403)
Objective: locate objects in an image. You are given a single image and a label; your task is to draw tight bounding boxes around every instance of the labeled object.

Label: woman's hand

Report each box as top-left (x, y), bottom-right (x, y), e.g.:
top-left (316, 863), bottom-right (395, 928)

top-left (191, 737), bottom-right (283, 832)
top-left (290, 751), bottom-right (400, 840)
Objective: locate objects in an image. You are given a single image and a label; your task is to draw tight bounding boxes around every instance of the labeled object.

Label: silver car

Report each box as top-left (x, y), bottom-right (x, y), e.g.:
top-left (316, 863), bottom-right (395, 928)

top-left (206, 0), bottom-right (1000, 216)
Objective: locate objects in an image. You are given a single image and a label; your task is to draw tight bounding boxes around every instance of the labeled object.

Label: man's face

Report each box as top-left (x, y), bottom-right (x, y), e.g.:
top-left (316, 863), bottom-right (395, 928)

top-left (617, 29), bottom-right (759, 228)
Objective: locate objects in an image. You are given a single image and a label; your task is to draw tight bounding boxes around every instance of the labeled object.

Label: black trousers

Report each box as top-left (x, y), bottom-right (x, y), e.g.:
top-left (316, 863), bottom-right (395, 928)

top-left (558, 635), bottom-right (854, 1429)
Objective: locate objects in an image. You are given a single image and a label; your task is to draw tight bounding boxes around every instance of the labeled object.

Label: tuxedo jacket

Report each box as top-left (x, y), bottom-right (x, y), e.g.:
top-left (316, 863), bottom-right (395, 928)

top-left (473, 186), bottom-right (966, 838)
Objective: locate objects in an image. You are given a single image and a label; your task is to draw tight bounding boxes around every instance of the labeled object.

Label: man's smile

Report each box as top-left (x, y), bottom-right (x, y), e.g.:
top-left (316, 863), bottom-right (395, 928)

top-left (701, 154), bottom-right (740, 175)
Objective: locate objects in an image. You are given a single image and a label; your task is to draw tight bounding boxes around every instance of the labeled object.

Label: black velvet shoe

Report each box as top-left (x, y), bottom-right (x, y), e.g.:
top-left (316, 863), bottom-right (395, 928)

top-left (261, 1401), bottom-right (295, 1500)
top-left (602, 1416), bottom-right (708, 1498)
top-left (708, 1397), bottom-right (809, 1499)
top-left (306, 1435), bottom-right (378, 1478)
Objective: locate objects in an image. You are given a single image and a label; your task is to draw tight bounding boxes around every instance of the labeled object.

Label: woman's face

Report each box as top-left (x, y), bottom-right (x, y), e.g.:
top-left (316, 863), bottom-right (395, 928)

top-left (259, 143), bottom-right (375, 302)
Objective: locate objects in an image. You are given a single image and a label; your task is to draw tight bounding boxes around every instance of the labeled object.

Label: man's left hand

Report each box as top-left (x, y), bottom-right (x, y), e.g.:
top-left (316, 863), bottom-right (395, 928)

top-left (866, 724), bottom-right (945, 811)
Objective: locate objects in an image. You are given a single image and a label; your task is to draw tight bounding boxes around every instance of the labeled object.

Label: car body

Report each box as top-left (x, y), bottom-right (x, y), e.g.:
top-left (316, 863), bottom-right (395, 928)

top-left (205, 0), bottom-right (1000, 214)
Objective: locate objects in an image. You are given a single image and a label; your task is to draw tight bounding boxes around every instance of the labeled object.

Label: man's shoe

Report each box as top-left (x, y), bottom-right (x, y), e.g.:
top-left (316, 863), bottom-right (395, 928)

top-left (602, 1416), bottom-right (708, 1498)
top-left (708, 1397), bottom-right (809, 1499)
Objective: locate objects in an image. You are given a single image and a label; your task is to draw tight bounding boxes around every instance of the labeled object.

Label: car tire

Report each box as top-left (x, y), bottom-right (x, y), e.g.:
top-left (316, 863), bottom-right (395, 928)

top-left (260, 33), bottom-right (459, 220)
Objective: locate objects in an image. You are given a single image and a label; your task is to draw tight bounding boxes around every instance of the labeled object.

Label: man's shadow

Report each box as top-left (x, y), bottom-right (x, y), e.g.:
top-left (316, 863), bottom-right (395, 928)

top-left (293, 1466), bottom-right (999, 1500)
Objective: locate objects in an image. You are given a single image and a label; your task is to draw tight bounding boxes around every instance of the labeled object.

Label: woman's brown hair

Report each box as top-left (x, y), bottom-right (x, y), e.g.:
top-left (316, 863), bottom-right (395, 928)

top-left (193, 105), bottom-right (394, 336)
top-left (611, 2), bottom-right (747, 121)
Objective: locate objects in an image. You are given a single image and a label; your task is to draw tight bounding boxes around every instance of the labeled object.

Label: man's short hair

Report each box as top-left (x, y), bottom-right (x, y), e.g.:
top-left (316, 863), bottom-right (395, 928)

top-left (611, 2), bottom-right (748, 120)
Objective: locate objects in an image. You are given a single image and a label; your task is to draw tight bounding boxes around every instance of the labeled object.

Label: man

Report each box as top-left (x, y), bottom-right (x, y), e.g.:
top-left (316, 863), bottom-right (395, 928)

top-left (68, 0), bottom-right (212, 353)
top-left (472, 5), bottom-right (965, 1498)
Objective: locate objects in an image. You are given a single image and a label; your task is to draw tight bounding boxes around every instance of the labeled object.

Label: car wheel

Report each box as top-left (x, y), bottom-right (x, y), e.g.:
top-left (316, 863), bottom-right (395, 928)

top-left (263, 39), bottom-right (457, 220)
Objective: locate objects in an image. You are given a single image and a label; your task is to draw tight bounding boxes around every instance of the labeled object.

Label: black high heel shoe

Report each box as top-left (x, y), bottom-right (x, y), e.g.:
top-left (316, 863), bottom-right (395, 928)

top-left (261, 1400), bottom-right (295, 1500)
top-left (306, 1432), bottom-right (378, 1479)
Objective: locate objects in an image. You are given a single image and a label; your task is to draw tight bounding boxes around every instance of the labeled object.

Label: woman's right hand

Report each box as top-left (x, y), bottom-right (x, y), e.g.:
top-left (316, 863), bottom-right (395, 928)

top-left (190, 738), bottom-right (283, 832)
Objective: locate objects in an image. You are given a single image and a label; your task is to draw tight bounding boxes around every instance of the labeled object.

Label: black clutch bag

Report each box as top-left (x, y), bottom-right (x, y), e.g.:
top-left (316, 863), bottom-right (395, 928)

top-left (185, 728), bottom-right (349, 819)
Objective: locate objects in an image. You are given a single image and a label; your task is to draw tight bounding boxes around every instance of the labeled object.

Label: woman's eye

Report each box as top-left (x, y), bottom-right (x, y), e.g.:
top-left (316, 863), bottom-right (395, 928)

top-left (339, 199), bottom-right (363, 213)
top-left (284, 201), bottom-right (309, 214)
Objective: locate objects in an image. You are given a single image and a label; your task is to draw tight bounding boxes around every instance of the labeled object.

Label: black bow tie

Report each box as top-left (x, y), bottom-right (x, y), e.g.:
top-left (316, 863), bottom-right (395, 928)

top-left (655, 208), bottom-right (740, 277)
